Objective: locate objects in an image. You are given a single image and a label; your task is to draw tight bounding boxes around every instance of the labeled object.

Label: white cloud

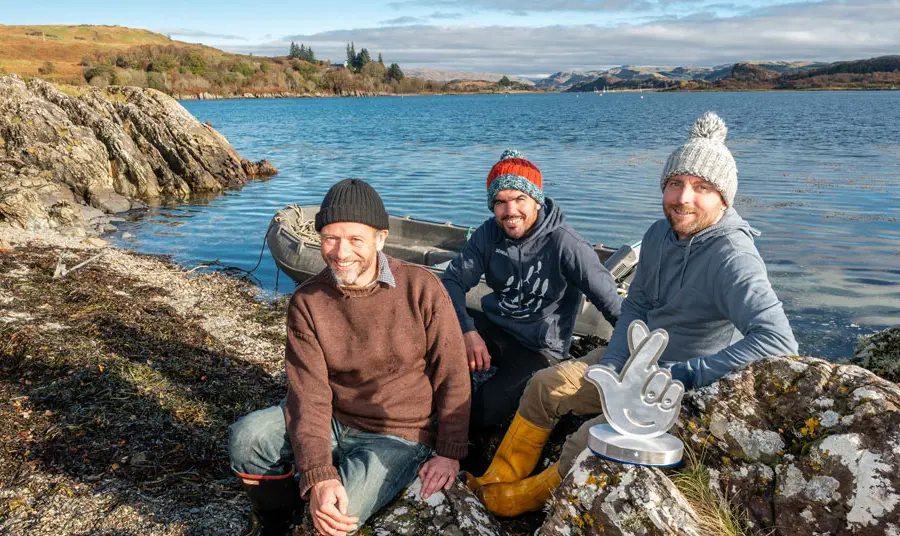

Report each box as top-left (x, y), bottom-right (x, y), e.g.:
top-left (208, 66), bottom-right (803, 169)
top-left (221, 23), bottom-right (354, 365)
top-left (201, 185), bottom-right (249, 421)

top-left (380, 16), bottom-right (426, 25)
top-left (430, 11), bottom-right (465, 19)
top-left (224, 0), bottom-right (900, 75)
top-left (158, 28), bottom-right (247, 40)
top-left (389, 0), bottom-right (659, 11)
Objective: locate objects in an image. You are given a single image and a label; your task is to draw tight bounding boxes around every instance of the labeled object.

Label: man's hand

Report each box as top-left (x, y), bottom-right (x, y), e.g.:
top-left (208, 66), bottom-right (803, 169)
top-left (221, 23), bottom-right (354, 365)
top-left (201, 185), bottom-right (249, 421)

top-left (463, 331), bottom-right (491, 372)
top-left (418, 455), bottom-right (460, 499)
top-left (309, 479), bottom-right (359, 536)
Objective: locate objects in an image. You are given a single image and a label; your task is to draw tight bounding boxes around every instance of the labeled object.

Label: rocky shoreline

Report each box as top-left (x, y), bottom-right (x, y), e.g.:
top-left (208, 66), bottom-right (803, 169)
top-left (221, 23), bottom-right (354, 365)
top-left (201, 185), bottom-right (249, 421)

top-left (0, 74), bottom-right (277, 238)
top-left (2, 76), bottom-right (899, 535)
top-left (3, 225), bottom-right (898, 536)
top-left (0, 228), bottom-right (283, 535)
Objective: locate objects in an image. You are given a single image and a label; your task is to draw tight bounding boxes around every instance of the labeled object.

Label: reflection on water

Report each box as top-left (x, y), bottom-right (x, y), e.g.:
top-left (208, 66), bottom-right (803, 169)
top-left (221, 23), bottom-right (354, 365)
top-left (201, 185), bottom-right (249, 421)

top-left (113, 91), bottom-right (900, 360)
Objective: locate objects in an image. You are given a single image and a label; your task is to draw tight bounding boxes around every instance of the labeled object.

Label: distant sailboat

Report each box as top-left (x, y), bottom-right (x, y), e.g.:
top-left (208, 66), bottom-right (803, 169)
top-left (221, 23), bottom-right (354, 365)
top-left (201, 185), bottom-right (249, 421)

top-left (639, 84), bottom-right (644, 99)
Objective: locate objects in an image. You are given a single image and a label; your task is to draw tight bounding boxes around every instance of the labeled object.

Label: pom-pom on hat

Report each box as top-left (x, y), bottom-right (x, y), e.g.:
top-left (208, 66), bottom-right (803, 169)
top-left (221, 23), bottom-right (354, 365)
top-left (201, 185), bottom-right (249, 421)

top-left (485, 149), bottom-right (544, 211)
top-left (315, 178), bottom-right (390, 232)
top-left (660, 112), bottom-right (738, 207)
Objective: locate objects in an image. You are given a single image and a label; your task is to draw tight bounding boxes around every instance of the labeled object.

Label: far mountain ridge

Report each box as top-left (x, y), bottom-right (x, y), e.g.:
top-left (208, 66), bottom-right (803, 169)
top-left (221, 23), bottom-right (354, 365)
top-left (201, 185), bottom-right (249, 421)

top-left (403, 67), bottom-right (534, 86)
top-left (538, 60), bottom-right (827, 90)
top-left (559, 56), bottom-right (900, 92)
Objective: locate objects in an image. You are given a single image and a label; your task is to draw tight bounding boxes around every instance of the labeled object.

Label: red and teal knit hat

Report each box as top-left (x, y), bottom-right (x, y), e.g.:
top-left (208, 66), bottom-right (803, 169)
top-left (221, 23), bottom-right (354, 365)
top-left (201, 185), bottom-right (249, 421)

top-left (485, 149), bottom-right (544, 211)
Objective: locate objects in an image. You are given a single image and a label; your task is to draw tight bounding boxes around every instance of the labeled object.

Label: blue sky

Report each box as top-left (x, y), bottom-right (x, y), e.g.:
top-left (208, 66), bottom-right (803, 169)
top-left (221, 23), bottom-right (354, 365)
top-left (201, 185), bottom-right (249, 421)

top-left (4, 0), bottom-right (898, 76)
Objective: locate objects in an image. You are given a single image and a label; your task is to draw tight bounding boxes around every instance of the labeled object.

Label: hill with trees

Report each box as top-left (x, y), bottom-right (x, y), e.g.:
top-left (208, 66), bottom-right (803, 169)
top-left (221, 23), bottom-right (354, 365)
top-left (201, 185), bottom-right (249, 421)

top-left (0, 25), bottom-right (539, 98)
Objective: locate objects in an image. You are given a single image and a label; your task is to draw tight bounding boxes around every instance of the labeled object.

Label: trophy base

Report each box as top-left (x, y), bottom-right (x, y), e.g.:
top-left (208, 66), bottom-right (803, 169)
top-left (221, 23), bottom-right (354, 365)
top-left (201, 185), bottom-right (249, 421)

top-left (588, 424), bottom-right (683, 467)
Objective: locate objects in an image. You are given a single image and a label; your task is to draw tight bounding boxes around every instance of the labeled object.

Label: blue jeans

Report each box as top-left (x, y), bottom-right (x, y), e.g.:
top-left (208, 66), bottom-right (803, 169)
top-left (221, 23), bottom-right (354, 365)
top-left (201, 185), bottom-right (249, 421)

top-left (228, 403), bottom-right (433, 527)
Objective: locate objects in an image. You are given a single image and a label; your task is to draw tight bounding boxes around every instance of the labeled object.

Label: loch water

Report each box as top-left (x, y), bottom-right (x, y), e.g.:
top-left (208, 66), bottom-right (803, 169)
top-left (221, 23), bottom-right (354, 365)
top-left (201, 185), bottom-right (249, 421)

top-left (113, 91), bottom-right (900, 359)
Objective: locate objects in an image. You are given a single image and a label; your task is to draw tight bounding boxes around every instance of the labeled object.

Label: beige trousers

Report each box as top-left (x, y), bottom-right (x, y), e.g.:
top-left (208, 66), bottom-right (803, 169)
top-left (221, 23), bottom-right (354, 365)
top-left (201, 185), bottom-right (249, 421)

top-left (518, 346), bottom-right (608, 475)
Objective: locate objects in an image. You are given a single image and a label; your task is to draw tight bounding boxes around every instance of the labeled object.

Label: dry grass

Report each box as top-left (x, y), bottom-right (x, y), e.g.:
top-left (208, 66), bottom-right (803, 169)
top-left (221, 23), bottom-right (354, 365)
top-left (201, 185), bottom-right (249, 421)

top-left (0, 24), bottom-right (199, 81)
top-left (672, 440), bottom-right (767, 536)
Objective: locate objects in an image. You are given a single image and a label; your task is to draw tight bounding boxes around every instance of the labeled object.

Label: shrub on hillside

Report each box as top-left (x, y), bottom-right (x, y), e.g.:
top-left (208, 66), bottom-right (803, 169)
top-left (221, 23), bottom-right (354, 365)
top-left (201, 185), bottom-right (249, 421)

top-left (149, 53), bottom-right (178, 73)
top-left (84, 65), bottom-right (117, 85)
top-left (182, 52), bottom-right (207, 76)
top-left (147, 72), bottom-right (168, 92)
top-left (38, 61), bottom-right (56, 75)
top-left (117, 69), bottom-right (148, 87)
top-left (230, 61), bottom-right (255, 77)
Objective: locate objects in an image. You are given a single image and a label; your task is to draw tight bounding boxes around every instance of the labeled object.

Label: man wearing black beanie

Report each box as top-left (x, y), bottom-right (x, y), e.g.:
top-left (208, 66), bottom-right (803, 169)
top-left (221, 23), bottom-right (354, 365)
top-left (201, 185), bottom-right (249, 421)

top-left (227, 179), bottom-right (471, 536)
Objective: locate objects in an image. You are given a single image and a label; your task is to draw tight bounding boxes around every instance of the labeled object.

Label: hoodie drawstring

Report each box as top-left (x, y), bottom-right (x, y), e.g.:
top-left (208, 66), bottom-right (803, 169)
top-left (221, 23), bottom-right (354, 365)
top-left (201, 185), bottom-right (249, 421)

top-left (680, 237), bottom-right (694, 288)
top-left (655, 241), bottom-right (664, 300)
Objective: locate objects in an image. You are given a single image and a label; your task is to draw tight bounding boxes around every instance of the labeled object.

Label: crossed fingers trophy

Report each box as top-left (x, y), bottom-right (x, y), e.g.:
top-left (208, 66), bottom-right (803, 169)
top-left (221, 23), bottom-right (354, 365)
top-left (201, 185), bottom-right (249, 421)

top-left (584, 320), bottom-right (685, 466)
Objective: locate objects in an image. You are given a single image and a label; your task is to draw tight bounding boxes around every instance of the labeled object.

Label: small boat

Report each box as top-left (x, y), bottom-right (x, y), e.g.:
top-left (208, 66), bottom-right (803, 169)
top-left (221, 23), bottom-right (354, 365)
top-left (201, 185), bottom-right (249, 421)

top-left (267, 205), bottom-right (639, 340)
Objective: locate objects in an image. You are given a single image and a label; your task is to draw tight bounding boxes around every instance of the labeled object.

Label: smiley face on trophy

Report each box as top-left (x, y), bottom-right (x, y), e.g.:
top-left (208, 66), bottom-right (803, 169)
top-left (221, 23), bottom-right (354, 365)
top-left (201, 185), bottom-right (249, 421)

top-left (584, 320), bottom-right (685, 466)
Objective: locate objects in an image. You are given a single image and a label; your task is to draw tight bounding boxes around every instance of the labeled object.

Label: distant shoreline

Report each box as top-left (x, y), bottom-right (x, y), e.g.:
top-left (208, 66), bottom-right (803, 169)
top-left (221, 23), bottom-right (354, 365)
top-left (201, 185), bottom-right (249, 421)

top-left (173, 88), bottom-right (551, 101)
top-left (172, 86), bottom-right (898, 102)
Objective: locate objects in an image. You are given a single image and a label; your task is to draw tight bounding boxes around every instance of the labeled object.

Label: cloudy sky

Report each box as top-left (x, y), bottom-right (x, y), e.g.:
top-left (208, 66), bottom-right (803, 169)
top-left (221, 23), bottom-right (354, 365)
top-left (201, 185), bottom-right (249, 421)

top-left (5, 0), bottom-right (899, 76)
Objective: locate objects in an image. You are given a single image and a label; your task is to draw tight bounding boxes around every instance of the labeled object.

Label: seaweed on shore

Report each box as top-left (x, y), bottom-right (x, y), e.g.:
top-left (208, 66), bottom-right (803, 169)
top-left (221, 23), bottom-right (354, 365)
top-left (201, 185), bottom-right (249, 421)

top-left (0, 244), bottom-right (286, 509)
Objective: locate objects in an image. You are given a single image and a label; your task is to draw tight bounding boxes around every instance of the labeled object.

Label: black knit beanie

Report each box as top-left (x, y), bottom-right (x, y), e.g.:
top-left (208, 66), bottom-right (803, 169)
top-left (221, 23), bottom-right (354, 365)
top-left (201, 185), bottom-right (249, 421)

top-left (314, 179), bottom-right (390, 232)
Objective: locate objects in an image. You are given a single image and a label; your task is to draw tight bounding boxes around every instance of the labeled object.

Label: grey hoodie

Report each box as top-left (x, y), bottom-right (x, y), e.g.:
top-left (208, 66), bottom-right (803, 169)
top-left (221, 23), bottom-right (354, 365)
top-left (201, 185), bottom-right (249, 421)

top-left (599, 208), bottom-right (798, 390)
top-left (442, 198), bottom-right (622, 359)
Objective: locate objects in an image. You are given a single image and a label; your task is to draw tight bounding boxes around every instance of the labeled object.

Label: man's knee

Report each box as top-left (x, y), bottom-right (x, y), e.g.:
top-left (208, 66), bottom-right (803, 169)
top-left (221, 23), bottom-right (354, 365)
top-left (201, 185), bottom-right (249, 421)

top-left (227, 406), bottom-right (288, 475)
top-left (522, 365), bottom-right (563, 401)
top-left (340, 438), bottom-right (430, 523)
top-left (227, 417), bottom-right (255, 464)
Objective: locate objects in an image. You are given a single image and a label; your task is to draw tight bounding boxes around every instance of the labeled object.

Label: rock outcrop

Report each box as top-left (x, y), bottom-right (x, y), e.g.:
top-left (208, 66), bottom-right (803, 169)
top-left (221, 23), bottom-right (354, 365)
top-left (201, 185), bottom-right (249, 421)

top-left (293, 479), bottom-right (505, 536)
top-left (685, 356), bottom-right (900, 535)
top-left (0, 75), bottom-right (276, 235)
top-left (847, 328), bottom-right (900, 383)
top-left (540, 451), bottom-right (703, 535)
top-left (540, 356), bottom-right (900, 536)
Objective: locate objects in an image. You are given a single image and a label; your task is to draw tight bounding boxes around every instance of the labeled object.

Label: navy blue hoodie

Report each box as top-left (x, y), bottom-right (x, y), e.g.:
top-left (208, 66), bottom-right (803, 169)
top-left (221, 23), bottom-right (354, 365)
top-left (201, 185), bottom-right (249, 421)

top-left (442, 198), bottom-right (622, 359)
top-left (600, 208), bottom-right (798, 389)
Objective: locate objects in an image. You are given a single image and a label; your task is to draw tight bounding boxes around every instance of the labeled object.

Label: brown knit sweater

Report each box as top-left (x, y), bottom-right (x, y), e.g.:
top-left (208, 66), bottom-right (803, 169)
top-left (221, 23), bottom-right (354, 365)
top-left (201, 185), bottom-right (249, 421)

top-left (283, 256), bottom-right (471, 495)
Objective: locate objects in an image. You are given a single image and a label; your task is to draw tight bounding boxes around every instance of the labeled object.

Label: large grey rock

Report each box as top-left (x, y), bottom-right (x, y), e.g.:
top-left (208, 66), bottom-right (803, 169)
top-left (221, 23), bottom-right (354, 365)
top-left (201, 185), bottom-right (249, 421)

top-left (681, 356), bottom-right (900, 535)
top-left (0, 74), bottom-right (276, 233)
top-left (539, 450), bottom-right (703, 536)
top-left (535, 356), bottom-right (899, 536)
top-left (293, 479), bottom-right (505, 536)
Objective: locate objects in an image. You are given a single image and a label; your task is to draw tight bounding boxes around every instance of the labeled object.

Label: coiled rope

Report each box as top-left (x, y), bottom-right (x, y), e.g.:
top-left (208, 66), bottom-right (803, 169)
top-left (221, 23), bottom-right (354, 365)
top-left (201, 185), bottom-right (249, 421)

top-left (275, 205), bottom-right (321, 245)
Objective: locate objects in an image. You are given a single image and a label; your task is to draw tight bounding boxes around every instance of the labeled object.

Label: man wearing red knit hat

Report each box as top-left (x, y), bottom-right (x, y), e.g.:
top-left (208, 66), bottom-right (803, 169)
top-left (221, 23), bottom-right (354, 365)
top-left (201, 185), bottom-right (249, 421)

top-left (442, 149), bottom-right (622, 434)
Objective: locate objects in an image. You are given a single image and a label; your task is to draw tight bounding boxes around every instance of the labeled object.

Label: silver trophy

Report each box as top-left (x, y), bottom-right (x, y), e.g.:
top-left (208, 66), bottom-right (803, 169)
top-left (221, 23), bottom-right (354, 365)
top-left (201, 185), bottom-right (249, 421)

top-left (584, 320), bottom-right (684, 466)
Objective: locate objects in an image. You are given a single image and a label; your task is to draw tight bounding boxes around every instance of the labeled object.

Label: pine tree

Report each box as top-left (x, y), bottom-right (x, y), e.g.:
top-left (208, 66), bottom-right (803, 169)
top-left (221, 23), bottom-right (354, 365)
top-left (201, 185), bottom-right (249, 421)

top-left (288, 41), bottom-right (301, 59)
top-left (356, 48), bottom-right (371, 71)
top-left (346, 42), bottom-right (356, 70)
top-left (378, 53), bottom-right (384, 65)
top-left (387, 63), bottom-right (404, 82)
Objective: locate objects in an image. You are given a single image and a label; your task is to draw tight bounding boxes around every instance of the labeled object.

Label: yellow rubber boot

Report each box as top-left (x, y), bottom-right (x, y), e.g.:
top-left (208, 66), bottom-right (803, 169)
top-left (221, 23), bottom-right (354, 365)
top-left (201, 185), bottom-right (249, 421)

top-left (465, 413), bottom-right (552, 492)
top-left (478, 461), bottom-right (562, 517)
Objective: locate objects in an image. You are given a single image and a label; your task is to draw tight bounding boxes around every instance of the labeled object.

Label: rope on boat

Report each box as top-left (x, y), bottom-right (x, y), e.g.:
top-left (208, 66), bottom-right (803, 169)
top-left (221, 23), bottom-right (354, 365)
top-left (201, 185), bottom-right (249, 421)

top-left (275, 205), bottom-right (321, 245)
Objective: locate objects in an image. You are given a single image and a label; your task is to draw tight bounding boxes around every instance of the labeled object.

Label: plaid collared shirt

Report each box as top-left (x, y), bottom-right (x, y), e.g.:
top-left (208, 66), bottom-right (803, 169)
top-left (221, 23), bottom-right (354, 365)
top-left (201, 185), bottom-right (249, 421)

top-left (373, 251), bottom-right (396, 288)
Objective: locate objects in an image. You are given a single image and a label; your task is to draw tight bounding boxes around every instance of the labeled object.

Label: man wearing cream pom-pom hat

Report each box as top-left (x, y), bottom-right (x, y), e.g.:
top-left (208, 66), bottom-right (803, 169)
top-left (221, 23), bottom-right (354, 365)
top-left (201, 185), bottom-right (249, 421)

top-left (467, 111), bottom-right (799, 517)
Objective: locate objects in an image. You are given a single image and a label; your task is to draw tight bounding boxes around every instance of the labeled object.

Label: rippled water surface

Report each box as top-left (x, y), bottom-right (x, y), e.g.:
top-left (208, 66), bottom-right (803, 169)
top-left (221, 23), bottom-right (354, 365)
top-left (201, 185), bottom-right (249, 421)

top-left (114, 91), bottom-right (900, 359)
